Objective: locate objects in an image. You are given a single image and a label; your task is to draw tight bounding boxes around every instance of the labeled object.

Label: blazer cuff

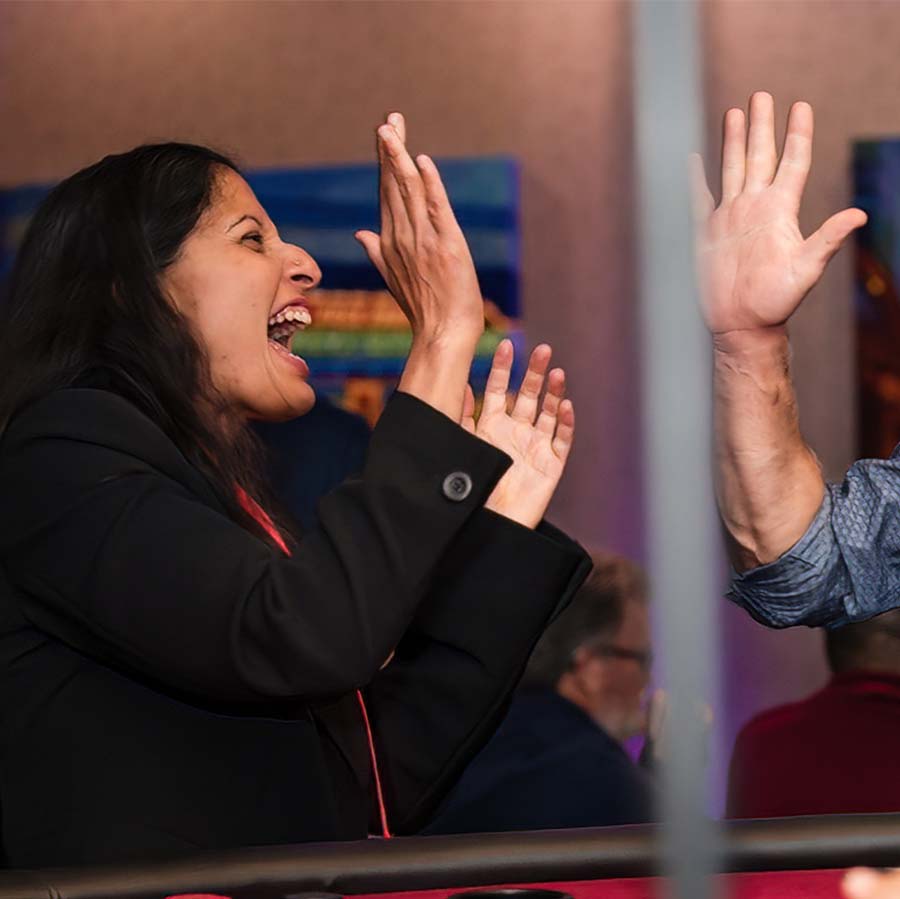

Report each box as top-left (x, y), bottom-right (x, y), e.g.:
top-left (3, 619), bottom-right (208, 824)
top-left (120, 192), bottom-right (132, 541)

top-left (413, 507), bottom-right (592, 667)
top-left (366, 391), bottom-right (513, 511)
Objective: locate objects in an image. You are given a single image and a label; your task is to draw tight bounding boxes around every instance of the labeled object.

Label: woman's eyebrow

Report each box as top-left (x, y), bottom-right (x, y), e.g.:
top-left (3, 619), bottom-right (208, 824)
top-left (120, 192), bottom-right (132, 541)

top-left (226, 213), bottom-right (264, 232)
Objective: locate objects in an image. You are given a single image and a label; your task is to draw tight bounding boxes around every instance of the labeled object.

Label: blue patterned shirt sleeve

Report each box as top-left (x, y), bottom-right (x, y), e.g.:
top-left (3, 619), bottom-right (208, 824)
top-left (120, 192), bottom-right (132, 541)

top-left (729, 449), bottom-right (900, 628)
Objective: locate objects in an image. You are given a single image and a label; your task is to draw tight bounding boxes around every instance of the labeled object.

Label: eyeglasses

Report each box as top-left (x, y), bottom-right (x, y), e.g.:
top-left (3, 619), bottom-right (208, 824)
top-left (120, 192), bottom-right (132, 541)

top-left (584, 643), bottom-right (654, 671)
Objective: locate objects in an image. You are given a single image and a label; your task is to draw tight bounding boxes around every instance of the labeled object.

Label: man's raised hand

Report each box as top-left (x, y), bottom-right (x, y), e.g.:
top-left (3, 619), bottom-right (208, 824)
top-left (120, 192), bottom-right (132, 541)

top-left (694, 92), bottom-right (867, 339)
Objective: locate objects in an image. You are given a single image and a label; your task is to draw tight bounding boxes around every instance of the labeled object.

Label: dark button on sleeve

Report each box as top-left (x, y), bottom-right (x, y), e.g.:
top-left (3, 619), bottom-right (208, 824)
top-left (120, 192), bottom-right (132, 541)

top-left (442, 471), bottom-right (473, 502)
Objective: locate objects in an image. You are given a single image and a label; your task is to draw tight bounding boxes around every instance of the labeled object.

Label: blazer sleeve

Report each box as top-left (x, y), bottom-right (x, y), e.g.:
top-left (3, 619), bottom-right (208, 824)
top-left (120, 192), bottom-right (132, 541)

top-left (0, 391), bottom-right (511, 702)
top-left (361, 510), bottom-right (592, 833)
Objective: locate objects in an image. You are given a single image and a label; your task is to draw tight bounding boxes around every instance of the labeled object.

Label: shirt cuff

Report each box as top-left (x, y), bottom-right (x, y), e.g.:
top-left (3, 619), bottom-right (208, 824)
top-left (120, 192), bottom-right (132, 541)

top-left (727, 490), bottom-right (849, 627)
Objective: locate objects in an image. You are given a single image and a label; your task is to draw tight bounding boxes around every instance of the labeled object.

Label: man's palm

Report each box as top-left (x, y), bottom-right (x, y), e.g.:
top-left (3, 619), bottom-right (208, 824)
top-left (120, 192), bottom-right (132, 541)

top-left (695, 94), bottom-right (866, 336)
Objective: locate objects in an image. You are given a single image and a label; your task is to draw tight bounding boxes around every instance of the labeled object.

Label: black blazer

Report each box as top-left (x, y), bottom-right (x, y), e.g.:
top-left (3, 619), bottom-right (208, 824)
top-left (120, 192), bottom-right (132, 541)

top-left (252, 397), bottom-right (371, 531)
top-left (0, 388), bottom-right (590, 867)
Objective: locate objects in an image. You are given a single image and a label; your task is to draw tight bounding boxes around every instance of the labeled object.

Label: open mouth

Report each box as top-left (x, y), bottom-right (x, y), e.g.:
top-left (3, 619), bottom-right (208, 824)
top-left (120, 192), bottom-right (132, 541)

top-left (267, 304), bottom-right (312, 352)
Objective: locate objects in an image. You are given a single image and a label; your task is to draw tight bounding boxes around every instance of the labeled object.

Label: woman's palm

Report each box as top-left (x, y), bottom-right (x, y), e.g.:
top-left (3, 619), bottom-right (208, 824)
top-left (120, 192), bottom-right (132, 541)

top-left (476, 405), bottom-right (565, 501)
top-left (462, 341), bottom-right (573, 530)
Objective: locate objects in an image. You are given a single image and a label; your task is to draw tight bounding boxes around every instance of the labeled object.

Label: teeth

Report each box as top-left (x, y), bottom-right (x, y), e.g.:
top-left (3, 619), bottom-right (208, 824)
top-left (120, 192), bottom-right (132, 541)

top-left (267, 305), bottom-right (312, 349)
top-left (268, 305), bottom-right (312, 328)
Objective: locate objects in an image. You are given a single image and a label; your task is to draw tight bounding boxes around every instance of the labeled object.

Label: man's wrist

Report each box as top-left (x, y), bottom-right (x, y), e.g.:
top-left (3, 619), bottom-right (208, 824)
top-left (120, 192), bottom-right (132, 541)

top-left (712, 325), bottom-right (789, 358)
top-left (712, 326), bottom-right (793, 392)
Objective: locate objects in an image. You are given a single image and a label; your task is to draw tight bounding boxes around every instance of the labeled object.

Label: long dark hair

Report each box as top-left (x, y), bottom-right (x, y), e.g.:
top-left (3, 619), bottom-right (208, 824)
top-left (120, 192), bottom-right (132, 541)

top-left (0, 142), bottom-right (288, 548)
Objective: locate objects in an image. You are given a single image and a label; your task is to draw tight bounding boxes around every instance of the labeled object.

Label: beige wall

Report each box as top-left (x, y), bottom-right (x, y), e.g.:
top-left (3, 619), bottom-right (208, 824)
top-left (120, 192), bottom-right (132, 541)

top-left (4, 0), bottom-right (900, 801)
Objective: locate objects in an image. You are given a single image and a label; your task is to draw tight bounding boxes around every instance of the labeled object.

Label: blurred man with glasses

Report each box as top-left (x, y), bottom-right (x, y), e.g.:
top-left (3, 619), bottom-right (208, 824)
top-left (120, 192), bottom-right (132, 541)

top-left (424, 554), bottom-right (656, 833)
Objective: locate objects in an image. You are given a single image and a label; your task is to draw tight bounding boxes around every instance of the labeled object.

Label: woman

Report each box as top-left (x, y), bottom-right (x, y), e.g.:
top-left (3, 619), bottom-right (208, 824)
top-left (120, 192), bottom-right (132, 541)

top-left (0, 113), bottom-right (589, 867)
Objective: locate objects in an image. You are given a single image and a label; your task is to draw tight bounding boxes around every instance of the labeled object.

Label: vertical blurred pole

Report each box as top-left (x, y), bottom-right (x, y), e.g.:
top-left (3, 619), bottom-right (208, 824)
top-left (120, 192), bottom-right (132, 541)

top-left (632, 2), bottom-right (720, 899)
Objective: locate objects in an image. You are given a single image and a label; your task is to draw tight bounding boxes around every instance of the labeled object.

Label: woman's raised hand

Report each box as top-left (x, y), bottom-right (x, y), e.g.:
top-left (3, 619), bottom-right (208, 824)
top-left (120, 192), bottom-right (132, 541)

top-left (356, 114), bottom-right (484, 420)
top-left (693, 92), bottom-right (867, 340)
top-left (355, 113), bottom-right (483, 343)
top-left (462, 340), bottom-right (574, 529)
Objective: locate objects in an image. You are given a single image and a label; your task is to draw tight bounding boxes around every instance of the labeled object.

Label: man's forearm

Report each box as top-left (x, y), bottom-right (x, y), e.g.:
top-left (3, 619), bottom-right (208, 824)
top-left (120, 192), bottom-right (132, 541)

top-left (713, 326), bottom-right (825, 571)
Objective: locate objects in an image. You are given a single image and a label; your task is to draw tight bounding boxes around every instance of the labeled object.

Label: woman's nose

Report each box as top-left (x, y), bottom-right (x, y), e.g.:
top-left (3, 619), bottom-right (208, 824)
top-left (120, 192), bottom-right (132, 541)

top-left (285, 247), bottom-right (322, 290)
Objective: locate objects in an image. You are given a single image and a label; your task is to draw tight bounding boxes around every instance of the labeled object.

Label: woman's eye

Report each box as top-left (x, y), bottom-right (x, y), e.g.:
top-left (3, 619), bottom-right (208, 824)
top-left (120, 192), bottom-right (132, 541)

top-left (242, 232), bottom-right (264, 248)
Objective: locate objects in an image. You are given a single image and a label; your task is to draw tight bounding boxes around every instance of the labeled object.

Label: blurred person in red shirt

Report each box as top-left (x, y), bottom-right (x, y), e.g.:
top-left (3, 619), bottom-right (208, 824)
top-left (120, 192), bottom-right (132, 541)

top-left (727, 609), bottom-right (900, 819)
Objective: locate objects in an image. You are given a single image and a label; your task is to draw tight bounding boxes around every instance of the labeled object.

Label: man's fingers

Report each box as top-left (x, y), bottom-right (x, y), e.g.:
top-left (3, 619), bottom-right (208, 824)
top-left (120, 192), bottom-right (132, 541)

top-left (689, 153), bottom-right (715, 225)
top-left (481, 339), bottom-right (514, 417)
top-left (799, 207), bottom-right (868, 280)
top-left (511, 344), bottom-right (552, 423)
top-left (720, 107), bottom-right (746, 201)
top-left (744, 91), bottom-right (778, 191)
top-left (773, 101), bottom-right (814, 208)
top-left (535, 368), bottom-right (565, 436)
top-left (461, 384), bottom-right (476, 434)
top-left (552, 399), bottom-right (575, 462)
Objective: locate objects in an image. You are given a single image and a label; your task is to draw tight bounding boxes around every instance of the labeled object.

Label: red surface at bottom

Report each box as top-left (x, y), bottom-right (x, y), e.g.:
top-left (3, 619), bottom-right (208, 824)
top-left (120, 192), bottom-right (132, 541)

top-left (353, 871), bottom-right (848, 899)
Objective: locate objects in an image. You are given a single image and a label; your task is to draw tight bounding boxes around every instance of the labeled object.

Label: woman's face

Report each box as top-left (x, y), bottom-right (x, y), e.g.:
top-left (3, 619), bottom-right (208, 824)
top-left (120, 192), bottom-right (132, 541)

top-left (162, 167), bottom-right (322, 422)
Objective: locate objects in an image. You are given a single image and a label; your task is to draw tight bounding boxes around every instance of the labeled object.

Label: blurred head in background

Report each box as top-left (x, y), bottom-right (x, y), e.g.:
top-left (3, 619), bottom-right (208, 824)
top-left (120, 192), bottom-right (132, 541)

top-left (825, 608), bottom-right (900, 676)
top-left (524, 553), bottom-right (652, 743)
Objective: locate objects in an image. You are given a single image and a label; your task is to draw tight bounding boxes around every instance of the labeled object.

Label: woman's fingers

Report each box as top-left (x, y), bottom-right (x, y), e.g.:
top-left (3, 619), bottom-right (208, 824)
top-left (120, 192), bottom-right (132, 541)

top-left (387, 111), bottom-right (407, 145)
top-left (415, 153), bottom-right (463, 236)
top-left (720, 107), bottom-right (746, 202)
top-left (552, 399), bottom-right (575, 462)
top-left (354, 230), bottom-right (387, 280)
top-left (511, 344), bottom-right (552, 423)
top-left (535, 368), bottom-right (565, 436)
top-left (481, 339), bottom-right (514, 418)
top-left (377, 124), bottom-right (410, 238)
top-left (382, 114), bottom-right (456, 240)
top-left (773, 101), bottom-right (814, 209)
top-left (461, 384), bottom-right (476, 434)
top-left (376, 123), bottom-right (401, 240)
top-left (744, 91), bottom-right (778, 191)
top-left (378, 123), bottom-right (430, 236)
